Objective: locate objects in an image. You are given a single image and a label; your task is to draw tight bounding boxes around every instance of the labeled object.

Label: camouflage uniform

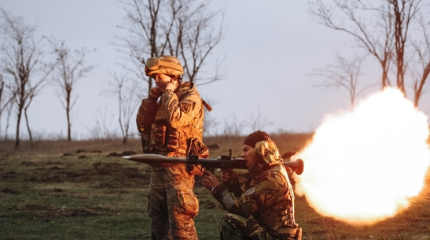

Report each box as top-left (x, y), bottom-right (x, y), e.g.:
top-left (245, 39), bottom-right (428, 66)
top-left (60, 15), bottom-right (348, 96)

top-left (136, 81), bottom-right (205, 240)
top-left (211, 140), bottom-right (300, 240)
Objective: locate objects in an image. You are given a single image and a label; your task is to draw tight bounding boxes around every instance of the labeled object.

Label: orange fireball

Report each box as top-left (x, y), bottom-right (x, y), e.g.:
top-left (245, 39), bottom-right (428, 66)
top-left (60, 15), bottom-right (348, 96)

top-left (294, 87), bottom-right (430, 226)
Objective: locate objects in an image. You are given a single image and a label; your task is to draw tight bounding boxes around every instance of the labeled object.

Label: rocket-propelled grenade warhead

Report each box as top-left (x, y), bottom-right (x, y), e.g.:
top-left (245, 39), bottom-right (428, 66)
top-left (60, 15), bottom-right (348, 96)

top-left (123, 153), bottom-right (304, 175)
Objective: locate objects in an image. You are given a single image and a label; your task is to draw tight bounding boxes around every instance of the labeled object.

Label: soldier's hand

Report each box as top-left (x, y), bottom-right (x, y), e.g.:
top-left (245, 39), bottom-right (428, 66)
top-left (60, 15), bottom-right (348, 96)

top-left (188, 166), bottom-right (205, 176)
top-left (165, 82), bottom-right (177, 91)
top-left (221, 168), bottom-right (237, 184)
top-left (148, 87), bottom-right (162, 100)
top-left (202, 170), bottom-right (219, 191)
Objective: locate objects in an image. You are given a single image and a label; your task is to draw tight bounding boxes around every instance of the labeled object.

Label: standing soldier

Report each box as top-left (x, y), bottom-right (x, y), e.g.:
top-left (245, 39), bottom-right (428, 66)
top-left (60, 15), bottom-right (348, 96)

top-left (136, 55), bottom-right (208, 239)
top-left (202, 130), bottom-right (302, 240)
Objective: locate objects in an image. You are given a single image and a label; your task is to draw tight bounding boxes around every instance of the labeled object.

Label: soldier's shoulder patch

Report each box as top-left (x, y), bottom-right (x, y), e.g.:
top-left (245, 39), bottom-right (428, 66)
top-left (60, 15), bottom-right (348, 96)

top-left (180, 101), bottom-right (195, 113)
top-left (244, 186), bottom-right (256, 196)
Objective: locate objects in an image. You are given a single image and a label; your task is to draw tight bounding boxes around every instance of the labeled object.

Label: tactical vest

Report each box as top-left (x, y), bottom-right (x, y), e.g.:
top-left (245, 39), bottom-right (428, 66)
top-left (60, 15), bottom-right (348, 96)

top-left (252, 165), bottom-right (296, 232)
top-left (138, 82), bottom-right (205, 157)
top-left (149, 119), bottom-right (204, 156)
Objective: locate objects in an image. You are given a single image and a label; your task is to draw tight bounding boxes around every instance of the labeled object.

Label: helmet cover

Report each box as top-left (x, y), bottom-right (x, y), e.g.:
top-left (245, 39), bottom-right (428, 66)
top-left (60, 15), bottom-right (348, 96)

top-left (145, 55), bottom-right (183, 76)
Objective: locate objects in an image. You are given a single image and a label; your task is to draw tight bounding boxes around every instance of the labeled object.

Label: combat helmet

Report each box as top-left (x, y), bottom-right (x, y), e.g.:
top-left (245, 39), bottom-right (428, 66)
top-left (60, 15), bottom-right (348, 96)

top-left (145, 55), bottom-right (184, 77)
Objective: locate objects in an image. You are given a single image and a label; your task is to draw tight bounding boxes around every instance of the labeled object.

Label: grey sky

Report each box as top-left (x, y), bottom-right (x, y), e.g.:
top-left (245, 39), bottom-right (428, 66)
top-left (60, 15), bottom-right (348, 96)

top-left (1, 0), bottom-right (429, 139)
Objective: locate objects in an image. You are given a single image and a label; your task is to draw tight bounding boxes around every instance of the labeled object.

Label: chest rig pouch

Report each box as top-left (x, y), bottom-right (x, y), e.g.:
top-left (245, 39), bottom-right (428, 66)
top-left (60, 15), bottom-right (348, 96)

top-left (185, 137), bottom-right (209, 174)
top-left (186, 137), bottom-right (209, 158)
top-left (154, 120), bottom-right (179, 152)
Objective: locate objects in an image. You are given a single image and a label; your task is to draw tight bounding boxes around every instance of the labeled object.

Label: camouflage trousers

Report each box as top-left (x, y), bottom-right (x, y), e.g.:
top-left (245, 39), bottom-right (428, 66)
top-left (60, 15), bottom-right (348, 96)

top-left (219, 214), bottom-right (297, 240)
top-left (148, 164), bottom-right (199, 240)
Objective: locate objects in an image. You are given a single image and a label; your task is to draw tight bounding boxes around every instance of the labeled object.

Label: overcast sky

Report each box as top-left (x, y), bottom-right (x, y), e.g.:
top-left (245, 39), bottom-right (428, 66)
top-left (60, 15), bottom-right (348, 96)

top-left (1, 0), bottom-right (429, 139)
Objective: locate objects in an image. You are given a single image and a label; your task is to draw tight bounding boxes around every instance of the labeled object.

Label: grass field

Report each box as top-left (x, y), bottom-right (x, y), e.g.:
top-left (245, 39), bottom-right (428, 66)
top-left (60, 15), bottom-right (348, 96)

top-left (1, 134), bottom-right (430, 240)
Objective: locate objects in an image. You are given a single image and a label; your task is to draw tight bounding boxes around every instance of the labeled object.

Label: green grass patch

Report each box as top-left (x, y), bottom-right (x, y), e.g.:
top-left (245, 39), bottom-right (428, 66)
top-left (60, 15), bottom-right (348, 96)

top-left (1, 137), bottom-right (430, 239)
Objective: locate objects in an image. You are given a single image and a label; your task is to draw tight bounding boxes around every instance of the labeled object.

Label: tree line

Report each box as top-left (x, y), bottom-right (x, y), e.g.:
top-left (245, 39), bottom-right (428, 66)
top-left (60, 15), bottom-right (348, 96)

top-left (309, 0), bottom-right (430, 109)
top-left (0, 0), bottom-right (225, 149)
top-left (2, 0), bottom-right (429, 149)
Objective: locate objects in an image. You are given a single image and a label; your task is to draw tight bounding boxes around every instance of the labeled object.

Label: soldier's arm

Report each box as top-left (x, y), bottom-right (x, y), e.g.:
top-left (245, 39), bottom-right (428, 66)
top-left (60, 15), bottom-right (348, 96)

top-left (160, 89), bottom-right (203, 128)
top-left (211, 176), bottom-right (282, 218)
top-left (136, 98), bottom-right (158, 132)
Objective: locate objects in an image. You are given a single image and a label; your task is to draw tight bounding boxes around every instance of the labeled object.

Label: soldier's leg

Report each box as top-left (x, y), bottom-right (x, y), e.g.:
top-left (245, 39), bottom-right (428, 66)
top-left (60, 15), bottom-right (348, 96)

top-left (149, 169), bottom-right (171, 240)
top-left (219, 213), bottom-right (277, 240)
top-left (219, 213), bottom-right (246, 240)
top-left (165, 165), bottom-right (199, 240)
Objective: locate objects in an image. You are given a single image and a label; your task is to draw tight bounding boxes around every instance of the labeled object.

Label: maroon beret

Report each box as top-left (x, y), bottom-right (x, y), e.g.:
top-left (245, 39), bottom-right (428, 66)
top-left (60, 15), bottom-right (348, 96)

top-left (243, 130), bottom-right (271, 148)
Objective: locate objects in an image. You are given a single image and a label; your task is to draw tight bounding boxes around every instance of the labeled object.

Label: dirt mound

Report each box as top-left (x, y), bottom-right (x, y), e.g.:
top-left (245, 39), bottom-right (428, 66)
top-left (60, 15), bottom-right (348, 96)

top-left (21, 204), bottom-right (99, 221)
top-left (2, 159), bottom-right (152, 188)
top-left (107, 151), bottom-right (137, 157)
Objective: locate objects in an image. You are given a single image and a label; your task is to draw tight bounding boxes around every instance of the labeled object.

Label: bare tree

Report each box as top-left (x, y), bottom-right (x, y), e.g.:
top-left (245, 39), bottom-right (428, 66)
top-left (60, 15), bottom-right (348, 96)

top-left (411, 14), bottom-right (430, 107)
top-left (2, 99), bottom-right (14, 140)
top-left (0, 9), bottom-right (54, 148)
top-left (118, 0), bottom-right (225, 95)
top-left (89, 105), bottom-right (118, 140)
top-left (174, 1), bottom-right (225, 85)
top-left (49, 38), bottom-right (94, 141)
top-left (107, 71), bottom-right (143, 144)
top-left (221, 113), bottom-right (246, 137)
top-left (309, 0), bottom-right (429, 106)
top-left (245, 104), bottom-right (274, 131)
top-left (311, 54), bottom-right (371, 108)
top-left (0, 74), bottom-right (15, 139)
top-left (309, 0), bottom-right (393, 88)
top-left (390, 0), bottom-right (420, 94)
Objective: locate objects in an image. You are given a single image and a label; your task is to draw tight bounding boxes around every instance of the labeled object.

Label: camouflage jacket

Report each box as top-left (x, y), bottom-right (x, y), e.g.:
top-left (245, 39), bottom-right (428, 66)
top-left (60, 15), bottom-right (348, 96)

top-left (212, 140), bottom-right (296, 233)
top-left (136, 81), bottom-right (205, 157)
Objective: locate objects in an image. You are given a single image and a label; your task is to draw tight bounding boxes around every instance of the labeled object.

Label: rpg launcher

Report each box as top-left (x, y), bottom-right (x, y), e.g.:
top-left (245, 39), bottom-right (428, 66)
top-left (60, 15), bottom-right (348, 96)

top-left (123, 151), bottom-right (304, 175)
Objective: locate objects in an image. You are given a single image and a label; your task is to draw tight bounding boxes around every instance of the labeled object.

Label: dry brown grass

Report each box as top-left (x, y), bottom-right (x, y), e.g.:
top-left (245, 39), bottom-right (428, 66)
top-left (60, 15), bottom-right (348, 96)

top-left (0, 138), bottom-right (143, 156)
